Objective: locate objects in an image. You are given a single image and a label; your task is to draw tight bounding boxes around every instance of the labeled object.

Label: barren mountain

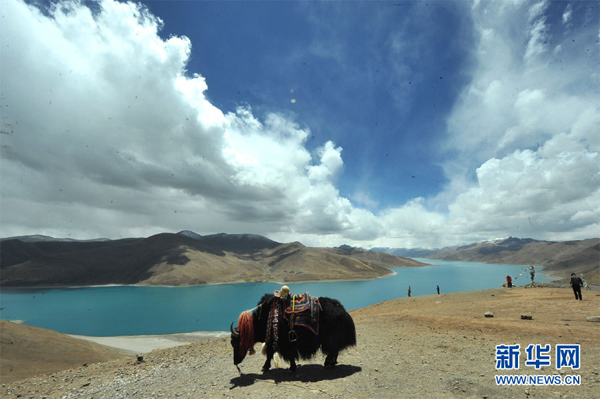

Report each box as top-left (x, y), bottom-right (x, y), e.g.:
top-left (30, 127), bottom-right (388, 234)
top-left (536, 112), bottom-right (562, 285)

top-left (429, 237), bottom-right (599, 285)
top-left (0, 233), bottom-right (423, 287)
top-left (325, 245), bottom-right (425, 268)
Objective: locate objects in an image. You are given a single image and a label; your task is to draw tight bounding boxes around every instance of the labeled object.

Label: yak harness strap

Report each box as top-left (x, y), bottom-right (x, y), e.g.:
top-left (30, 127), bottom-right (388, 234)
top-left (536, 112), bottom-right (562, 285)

top-left (288, 295), bottom-right (298, 342)
top-left (266, 298), bottom-right (282, 350)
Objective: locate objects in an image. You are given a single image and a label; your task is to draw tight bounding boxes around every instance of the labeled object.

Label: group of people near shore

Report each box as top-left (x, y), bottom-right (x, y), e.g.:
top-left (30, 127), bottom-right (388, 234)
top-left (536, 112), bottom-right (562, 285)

top-left (504, 265), bottom-right (590, 301)
top-left (407, 265), bottom-right (591, 300)
top-left (505, 265), bottom-right (536, 288)
top-left (406, 284), bottom-right (441, 298)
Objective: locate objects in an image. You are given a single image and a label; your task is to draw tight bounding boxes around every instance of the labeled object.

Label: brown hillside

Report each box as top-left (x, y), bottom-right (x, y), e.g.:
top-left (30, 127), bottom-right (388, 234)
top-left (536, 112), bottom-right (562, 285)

top-left (432, 238), bottom-right (599, 285)
top-left (1, 236), bottom-right (411, 287)
top-left (142, 248), bottom-right (267, 285)
top-left (535, 239), bottom-right (600, 284)
top-left (0, 233), bottom-right (225, 287)
top-left (142, 242), bottom-right (400, 285)
top-left (323, 246), bottom-right (426, 268)
top-left (258, 244), bottom-right (396, 282)
top-left (0, 321), bottom-right (127, 383)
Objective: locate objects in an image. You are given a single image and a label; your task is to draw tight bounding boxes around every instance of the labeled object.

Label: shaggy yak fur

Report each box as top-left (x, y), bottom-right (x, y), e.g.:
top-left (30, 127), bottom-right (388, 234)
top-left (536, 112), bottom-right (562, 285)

top-left (230, 293), bottom-right (356, 372)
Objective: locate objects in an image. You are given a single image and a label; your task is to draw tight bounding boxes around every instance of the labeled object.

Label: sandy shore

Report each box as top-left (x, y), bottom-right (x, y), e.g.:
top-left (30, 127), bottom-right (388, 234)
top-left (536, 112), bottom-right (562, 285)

top-left (69, 331), bottom-right (230, 354)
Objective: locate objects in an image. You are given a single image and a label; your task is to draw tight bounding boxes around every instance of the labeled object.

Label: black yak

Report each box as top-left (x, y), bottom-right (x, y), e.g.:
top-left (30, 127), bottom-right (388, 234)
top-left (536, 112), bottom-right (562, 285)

top-left (230, 292), bottom-right (356, 372)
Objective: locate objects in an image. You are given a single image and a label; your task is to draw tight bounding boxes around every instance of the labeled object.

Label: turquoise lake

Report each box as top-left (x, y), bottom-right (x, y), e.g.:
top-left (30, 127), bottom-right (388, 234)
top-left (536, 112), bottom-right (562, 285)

top-left (0, 260), bottom-right (549, 336)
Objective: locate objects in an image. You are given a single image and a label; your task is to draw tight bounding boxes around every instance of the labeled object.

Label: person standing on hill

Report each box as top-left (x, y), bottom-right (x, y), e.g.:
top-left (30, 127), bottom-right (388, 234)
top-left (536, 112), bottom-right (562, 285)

top-left (529, 265), bottom-right (535, 285)
top-left (570, 273), bottom-right (583, 301)
top-left (506, 275), bottom-right (513, 288)
top-left (408, 285), bottom-right (411, 298)
top-left (437, 285), bottom-right (440, 295)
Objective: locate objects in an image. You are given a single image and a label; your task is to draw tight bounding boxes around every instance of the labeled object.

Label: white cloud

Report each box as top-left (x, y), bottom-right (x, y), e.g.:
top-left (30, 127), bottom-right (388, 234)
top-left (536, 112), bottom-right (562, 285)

top-left (351, 191), bottom-right (379, 209)
top-left (0, 0), bottom-right (367, 241)
top-left (527, 1), bottom-right (548, 23)
top-left (379, 198), bottom-right (447, 248)
top-left (562, 4), bottom-right (573, 25)
top-left (437, 0), bottom-right (600, 244)
top-left (349, 0), bottom-right (599, 249)
top-left (0, 0), bottom-right (597, 250)
top-left (307, 141), bottom-right (343, 182)
top-left (449, 146), bottom-right (599, 232)
top-left (525, 17), bottom-right (548, 64)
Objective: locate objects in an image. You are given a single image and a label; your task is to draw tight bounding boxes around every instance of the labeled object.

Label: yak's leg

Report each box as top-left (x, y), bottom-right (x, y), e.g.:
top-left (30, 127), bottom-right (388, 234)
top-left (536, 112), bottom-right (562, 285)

top-left (262, 344), bottom-right (274, 372)
top-left (289, 358), bottom-right (297, 372)
top-left (262, 355), bottom-right (272, 372)
top-left (324, 352), bottom-right (338, 368)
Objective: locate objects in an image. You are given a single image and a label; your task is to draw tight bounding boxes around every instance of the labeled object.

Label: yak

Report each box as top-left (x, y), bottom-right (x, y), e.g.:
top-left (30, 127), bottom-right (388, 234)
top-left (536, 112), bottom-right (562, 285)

top-left (230, 292), bottom-right (356, 372)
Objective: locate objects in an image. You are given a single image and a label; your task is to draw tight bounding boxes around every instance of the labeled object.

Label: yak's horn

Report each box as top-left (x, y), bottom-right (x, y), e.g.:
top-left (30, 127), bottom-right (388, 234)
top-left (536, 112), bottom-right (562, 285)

top-left (230, 322), bottom-right (240, 337)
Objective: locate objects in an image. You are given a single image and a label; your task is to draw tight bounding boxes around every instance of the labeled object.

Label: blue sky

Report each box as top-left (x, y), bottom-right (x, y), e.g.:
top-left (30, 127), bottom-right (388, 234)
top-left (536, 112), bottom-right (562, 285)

top-left (143, 1), bottom-right (473, 209)
top-left (1, 0), bottom-right (599, 248)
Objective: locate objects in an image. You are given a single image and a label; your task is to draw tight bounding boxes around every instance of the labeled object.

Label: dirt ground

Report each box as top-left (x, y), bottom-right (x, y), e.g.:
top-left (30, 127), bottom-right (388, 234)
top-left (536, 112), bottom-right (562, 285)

top-left (0, 321), bottom-right (128, 383)
top-left (2, 285), bottom-right (599, 398)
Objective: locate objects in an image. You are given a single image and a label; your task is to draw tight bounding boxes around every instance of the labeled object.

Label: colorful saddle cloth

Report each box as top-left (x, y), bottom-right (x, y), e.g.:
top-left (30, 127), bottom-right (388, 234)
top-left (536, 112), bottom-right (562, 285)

top-left (284, 292), bottom-right (320, 335)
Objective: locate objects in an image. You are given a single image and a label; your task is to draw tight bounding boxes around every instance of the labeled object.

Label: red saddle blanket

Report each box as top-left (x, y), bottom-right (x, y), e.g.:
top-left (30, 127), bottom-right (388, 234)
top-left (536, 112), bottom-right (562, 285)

top-left (284, 293), bottom-right (320, 335)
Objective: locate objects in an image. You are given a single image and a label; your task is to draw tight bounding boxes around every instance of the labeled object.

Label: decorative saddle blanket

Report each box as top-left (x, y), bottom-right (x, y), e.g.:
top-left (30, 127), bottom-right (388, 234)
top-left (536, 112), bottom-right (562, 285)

top-left (284, 292), bottom-right (320, 335)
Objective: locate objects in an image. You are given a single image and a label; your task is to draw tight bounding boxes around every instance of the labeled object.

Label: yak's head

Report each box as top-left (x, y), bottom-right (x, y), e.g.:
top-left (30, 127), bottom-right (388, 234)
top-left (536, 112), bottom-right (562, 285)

top-left (230, 311), bottom-right (254, 366)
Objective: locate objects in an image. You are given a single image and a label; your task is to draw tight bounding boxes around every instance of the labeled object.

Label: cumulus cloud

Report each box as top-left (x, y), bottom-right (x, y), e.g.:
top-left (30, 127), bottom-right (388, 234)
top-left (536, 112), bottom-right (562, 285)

top-left (436, 0), bottom-right (599, 244)
top-left (0, 0), bottom-right (597, 249)
top-left (357, 0), bottom-right (599, 248)
top-left (0, 0), bottom-right (365, 239)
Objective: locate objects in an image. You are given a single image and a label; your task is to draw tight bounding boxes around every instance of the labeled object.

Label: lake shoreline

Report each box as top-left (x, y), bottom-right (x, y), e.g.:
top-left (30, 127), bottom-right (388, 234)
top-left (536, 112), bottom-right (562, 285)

top-left (2, 259), bottom-right (555, 289)
top-left (1, 261), bottom-right (560, 337)
top-left (68, 331), bottom-right (230, 354)
top-left (63, 281), bottom-right (594, 355)
top-left (0, 269), bottom-right (399, 289)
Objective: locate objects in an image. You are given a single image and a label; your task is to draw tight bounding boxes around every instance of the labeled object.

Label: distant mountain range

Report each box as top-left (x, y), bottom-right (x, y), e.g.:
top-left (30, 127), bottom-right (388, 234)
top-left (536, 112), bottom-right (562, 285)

top-left (1, 233), bottom-right (597, 287)
top-left (0, 234), bottom-right (113, 243)
top-left (370, 246), bottom-right (438, 258)
top-left (0, 231), bottom-right (424, 287)
top-left (372, 237), bottom-right (599, 285)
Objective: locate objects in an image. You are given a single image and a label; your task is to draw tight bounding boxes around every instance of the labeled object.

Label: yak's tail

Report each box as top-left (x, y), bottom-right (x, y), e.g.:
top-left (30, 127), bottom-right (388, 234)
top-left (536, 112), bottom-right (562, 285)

top-left (261, 343), bottom-right (287, 368)
top-left (261, 342), bottom-right (268, 356)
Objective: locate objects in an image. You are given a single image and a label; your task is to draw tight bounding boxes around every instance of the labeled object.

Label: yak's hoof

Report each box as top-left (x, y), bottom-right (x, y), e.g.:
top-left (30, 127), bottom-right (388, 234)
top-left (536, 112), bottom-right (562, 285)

top-left (261, 366), bottom-right (270, 373)
top-left (324, 359), bottom-right (338, 368)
